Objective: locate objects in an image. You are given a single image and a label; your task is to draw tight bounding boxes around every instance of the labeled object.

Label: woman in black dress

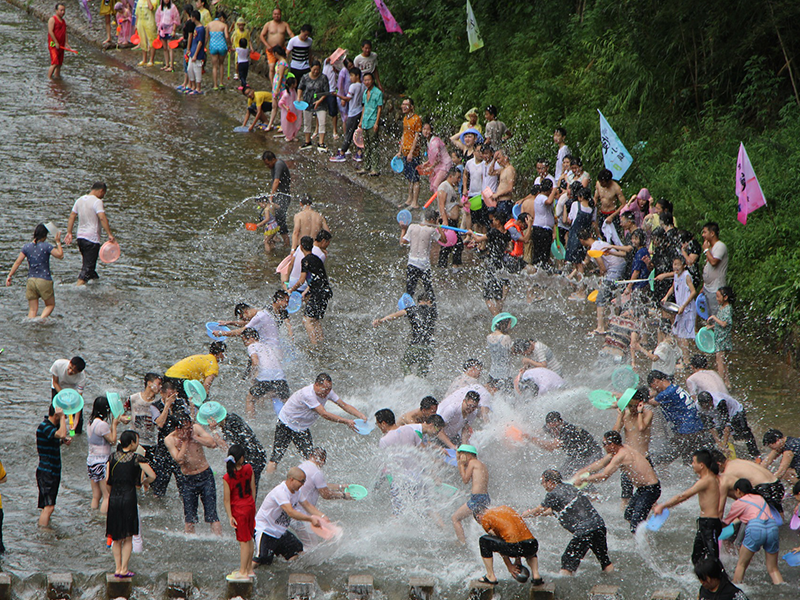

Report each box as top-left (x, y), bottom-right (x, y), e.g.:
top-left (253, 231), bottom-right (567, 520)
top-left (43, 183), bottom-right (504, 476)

top-left (106, 431), bottom-right (155, 577)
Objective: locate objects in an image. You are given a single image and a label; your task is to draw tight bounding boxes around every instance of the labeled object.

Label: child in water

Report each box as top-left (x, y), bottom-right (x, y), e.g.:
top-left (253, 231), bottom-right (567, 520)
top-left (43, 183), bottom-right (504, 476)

top-left (707, 286), bottom-right (733, 387)
top-left (222, 444), bottom-right (256, 580)
top-left (255, 197), bottom-right (280, 254)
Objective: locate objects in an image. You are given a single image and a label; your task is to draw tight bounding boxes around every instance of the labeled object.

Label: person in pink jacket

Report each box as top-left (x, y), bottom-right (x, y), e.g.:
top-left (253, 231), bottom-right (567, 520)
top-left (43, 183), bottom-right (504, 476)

top-left (278, 76), bottom-right (301, 141)
top-left (419, 122), bottom-right (453, 193)
top-left (155, 0), bottom-right (180, 71)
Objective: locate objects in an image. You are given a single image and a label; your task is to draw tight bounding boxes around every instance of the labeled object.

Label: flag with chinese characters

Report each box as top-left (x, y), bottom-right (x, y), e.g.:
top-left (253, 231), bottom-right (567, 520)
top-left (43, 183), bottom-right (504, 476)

top-left (374, 0), bottom-right (403, 34)
top-left (598, 110), bottom-right (633, 180)
top-left (736, 143), bottom-right (766, 224)
top-left (466, 0), bottom-right (484, 52)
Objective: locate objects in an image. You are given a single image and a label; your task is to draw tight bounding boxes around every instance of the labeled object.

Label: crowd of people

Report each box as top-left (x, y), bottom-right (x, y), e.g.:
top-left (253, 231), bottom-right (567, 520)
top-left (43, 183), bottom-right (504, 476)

top-left (23, 1), bottom-right (800, 597)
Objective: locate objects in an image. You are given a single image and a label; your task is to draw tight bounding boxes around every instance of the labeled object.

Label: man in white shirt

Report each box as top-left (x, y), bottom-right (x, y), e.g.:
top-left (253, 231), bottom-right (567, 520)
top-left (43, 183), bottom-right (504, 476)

top-left (266, 373), bottom-right (365, 474)
top-left (64, 182), bottom-right (114, 285)
top-left (400, 209), bottom-right (445, 299)
top-left (127, 372), bottom-right (162, 459)
top-left (375, 409), bottom-right (444, 449)
top-left (553, 127), bottom-right (571, 181)
top-left (292, 447), bottom-right (351, 546)
top-left (242, 328), bottom-right (290, 417)
top-left (445, 359), bottom-right (483, 396)
top-left (437, 390), bottom-right (481, 448)
top-left (533, 158), bottom-right (556, 187)
top-left (353, 40), bottom-right (380, 90)
top-left (216, 292), bottom-right (290, 347)
top-left (579, 229), bottom-right (628, 335)
top-left (700, 222), bottom-right (728, 316)
top-left (50, 356), bottom-right (87, 433)
top-left (515, 368), bottom-right (566, 396)
top-left (286, 24), bottom-right (313, 79)
top-left (253, 467), bottom-right (323, 567)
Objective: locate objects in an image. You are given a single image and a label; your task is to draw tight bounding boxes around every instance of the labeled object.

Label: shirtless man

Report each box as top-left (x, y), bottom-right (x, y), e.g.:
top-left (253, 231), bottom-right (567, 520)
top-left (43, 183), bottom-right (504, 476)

top-left (452, 445), bottom-right (489, 544)
top-left (712, 450), bottom-right (785, 517)
top-left (291, 195), bottom-right (329, 251)
top-left (612, 388), bottom-right (653, 507)
top-left (398, 396), bottom-right (438, 426)
top-left (593, 168), bottom-right (626, 242)
top-left (576, 430), bottom-right (660, 533)
top-left (491, 149), bottom-right (516, 211)
top-left (165, 415), bottom-right (223, 534)
top-left (653, 449), bottom-right (721, 565)
top-left (259, 7), bottom-right (293, 81)
top-left (445, 359), bottom-right (483, 396)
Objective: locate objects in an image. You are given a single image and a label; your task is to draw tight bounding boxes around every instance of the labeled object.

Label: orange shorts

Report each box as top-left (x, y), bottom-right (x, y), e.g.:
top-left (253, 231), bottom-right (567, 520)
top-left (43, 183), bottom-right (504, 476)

top-left (49, 45), bottom-right (64, 66)
top-left (266, 46), bottom-right (284, 64)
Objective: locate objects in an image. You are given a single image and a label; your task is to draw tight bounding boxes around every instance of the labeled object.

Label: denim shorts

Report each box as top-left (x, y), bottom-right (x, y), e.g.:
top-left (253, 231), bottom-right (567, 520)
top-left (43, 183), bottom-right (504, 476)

top-left (180, 467), bottom-right (219, 524)
top-left (743, 518), bottom-right (779, 554)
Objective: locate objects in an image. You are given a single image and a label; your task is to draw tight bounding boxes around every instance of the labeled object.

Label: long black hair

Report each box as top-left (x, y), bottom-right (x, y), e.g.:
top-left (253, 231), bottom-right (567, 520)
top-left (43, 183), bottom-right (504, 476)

top-left (91, 396), bottom-right (111, 422)
top-left (117, 430), bottom-right (138, 452)
top-left (226, 444), bottom-right (250, 495)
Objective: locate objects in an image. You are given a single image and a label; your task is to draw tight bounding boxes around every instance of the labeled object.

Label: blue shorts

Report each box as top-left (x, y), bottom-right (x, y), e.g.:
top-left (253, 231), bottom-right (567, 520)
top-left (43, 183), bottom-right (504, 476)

top-left (403, 157), bottom-right (421, 183)
top-left (180, 467), bottom-right (219, 524)
top-left (467, 493), bottom-right (491, 515)
top-left (743, 519), bottom-right (779, 554)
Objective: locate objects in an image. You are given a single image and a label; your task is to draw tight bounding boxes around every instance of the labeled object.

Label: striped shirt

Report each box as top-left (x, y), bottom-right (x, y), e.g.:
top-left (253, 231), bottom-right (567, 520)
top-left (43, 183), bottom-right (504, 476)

top-left (36, 418), bottom-right (61, 475)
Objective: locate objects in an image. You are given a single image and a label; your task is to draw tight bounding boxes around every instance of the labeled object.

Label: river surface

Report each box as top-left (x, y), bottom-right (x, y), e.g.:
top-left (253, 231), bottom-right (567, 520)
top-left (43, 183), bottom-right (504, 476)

top-left (1, 3), bottom-right (800, 599)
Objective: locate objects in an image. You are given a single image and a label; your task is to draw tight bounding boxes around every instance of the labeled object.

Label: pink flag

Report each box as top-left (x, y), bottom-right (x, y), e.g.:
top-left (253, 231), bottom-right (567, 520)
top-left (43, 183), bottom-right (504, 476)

top-left (736, 143), bottom-right (767, 225)
top-left (374, 0), bottom-right (403, 34)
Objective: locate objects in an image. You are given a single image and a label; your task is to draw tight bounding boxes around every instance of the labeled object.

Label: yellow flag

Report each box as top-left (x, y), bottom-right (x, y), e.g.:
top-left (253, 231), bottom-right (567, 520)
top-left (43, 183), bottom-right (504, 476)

top-left (466, 0), bottom-right (484, 52)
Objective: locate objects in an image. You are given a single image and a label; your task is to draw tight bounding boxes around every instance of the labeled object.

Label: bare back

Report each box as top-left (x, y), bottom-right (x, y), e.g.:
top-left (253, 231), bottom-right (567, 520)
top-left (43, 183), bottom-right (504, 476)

top-left (398, 408), bottom-right (423, 426)
top-left (293, 209), bottom-right (327, 245)
top-left (466, 458), bottom-right (489, 494)
top-left (719, 459), bottom-right (777, 498)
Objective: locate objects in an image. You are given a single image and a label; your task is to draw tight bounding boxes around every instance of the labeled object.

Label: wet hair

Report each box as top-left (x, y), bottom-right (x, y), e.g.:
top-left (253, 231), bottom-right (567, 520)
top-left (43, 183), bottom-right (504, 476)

top-left (242, 327), bottom-right (259, 340)
top-left (271, 45), bottom-right (286, 58)
top-left (597, 169), bottom-right (613, 181)
top-left (630, 229), bottom-right (645, 248)
top-left (375, 408), bottom-right (395, 425)
top-left (300, 236), bottom-right (314, 251)
top-left (91, 182), bottom-right (107, 191)
top-left (191, 9), bottom-right (200, 20)
top-left (693, 449), bottom-right (719, 474)
top-left (234, 303), bottom-right (252, 318)
top-left (424, 208), bottom-right (437, 222)
top-left (569, 181), bottom-right (583, 197)
top-left (34, 224), bottom-right (49, 242)
top-left (420, 396), bottom-right (438, 410)
top-left (554, 127), bottom-right (567, 138)
top-left (465, 390), bottom-right (481, 403)
top-left (620, 212), bottom-right (635, 223)
top-left (762, 429), bottom-right (783, 446)
top-left (239, 38), bottom-right (248, 49)
top-left (694, 559), bottom-right (725, 583)
top-left (577, 228), bottom-right (594, 241)
top-left (316, 229), bottom-right (332, 242)
top-left (480, 144), bottom-right (494, 154)
top-left (718, 286), bottom-right (735, 304)
top-left (362, 72), bottom-right (374, 82)
top-left (261, 150), bottom-right (276, 162)
top-left (183, 3), bottom-right (193, 15)
top-left (660, 211), bottom-right (674, 228)
top-left (49, 404), bottom-right (57, 417)
top-left (315, 372), bottom-right (332, 385)
top-left (541, 469), bottom-right (562, 484)
top-left (209, 341), bottom-right (226, 355)
top-left (451, 148), bottom-right (464, 161)
top-left (647, 370), bottom-right (668, 385)
top-left (144, 372), bottom-right (162, 386)
top-left (360, 39), bottom-right (371, 48)
top-left (90, 396), bottom-right (111, 422)
top-left (702, 221), bottom-right (720, 237)
top-left (631, 387), bottom-right (649, 405)
top-left (273, 289), bottom-right (289, 302)
top-left (604, 430), bottom-right (623, 446)
top-left (349, 67), bottom-right (362, 78)
top-left (490, 211), bottom-right (509, 224)
top-left (690, 355), bottom-right (708, 370)
top-left (300, 24), bottom-right (312, 33)
top-left (299, 194), bottom-right (313, 206)
top-left (226, 445), bottom-right (249, 494)
top-left (577, 187), bottom-right (593, 203)
top-left (426, 414), bottom-right (445, 429)
top-left (696, 391), bottom-right (714, 407)
top-left (540, 179), bottom-right (553, 192)
top-left (529, 184), bottom-right (542, 196)
top-left (70, 356), bottom-right (86, 372)
top-left (175, 413), bottom-right (192, 429)
top-left (733, 478), bottom-right (753, 495)
top-left (710, 448), bottom-right (726, 467)
top-left (161, 379), bottom-right (179, 393)
top-left (463, 358), bottom-right (483, 371)
top-left (536, 157), bottom-right (550, 167)
top-left (403, 97), bottom-right (414, 107)
top-left (446, 167), bottom-right (460, 178)
top-left (117, 430), bottom-right (138, 451)
top-left (571, 157), bottom-right (583, 167)
top-left (485, 105), bottom-right (498, 117)
top-left (672, 254), bottom-right (686, 266)
top-left (545, 411), bottom-right (562, 424)
top-left (417, 290), bottom-right (434, 303)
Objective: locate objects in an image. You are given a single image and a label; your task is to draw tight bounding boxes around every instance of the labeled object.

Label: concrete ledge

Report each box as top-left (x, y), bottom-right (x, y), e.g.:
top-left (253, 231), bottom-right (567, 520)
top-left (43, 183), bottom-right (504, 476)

top-left (651, 591), bottom-right (681, 600)
top-left (530, 582), bottom-right (555, 600)
top-left (226, 577), bottom-right (253, 599)
top-left (106, 573), bottom-right (132, 599)
top-left (0, 573), bottom-right (11, 600)
top-left (288, 574), bottom-right (316, 600)
top-left (589, 585), bottom-right (620, 600)
top-left (47, 573), bottom-right (73, 600)
top-left (167, 572), bottom-right (193, 598)
top-left (468, 580), bottom-right (494, 600)
top-left (408, 577), bottom-right (435, 600)
top-left (348, 574), bottom-right (373, 599)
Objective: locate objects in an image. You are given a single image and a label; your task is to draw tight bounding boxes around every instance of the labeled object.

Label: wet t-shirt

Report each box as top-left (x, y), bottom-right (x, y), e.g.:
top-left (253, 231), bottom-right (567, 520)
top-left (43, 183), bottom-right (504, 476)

top-left (542, 483), bottom-right (605, 535)
top-left (655, 384), bottom-right (704, 435)
top-left (783, 437), bottom-right (800, 472)
top-left (554, 423), bottom-right (601, 461)
top-left (22, 242), bottom-right (54, 279)
top-left (221, 413), bottom-right (267, 465)
top-left (698, 577), bottom-right (749, 600)
top-left (272, 159), bottom-right (291, 196)
top-left (480, 506), bottom-right (532, 543)
top-left (485, 228), bottom-right (510, 270)
top-left (405, 304), bottom-right (436, 346)
top-left (301, 253), bottom-right (331, 294)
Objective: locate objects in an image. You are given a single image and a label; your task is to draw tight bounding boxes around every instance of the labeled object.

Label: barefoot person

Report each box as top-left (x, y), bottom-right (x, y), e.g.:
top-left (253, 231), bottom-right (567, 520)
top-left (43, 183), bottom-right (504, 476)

top-left (164, 414), bottom-right (223, 534)
top-left (36, 404), bottom-right (71, 527)
top-left (47, 3), bottom-right (71, 79)
top-left (713, 450), bottom-right (785, 516)
top-left (474, 504), bottom-right (543, 586)
top-left (64, 182), bottom-right (115, 286)
top-left (523, 469), bottom-right (613, 576)
top-left (576, 430), bottom-right (661, 533)
top-left (6, 224), bottom-right (64, 318)
top-left (612, 388), bottom-right (653, 507)
top-left (287, 236), bottom-right (333, 345)
top-left (259, 8), bottom-right (293, 81)
top-left (653, 449), bottom-right (722, 565)
top-left (291, 195), bottom-right (329, 251)
top-left (451, 445), bottom-right (489, 544)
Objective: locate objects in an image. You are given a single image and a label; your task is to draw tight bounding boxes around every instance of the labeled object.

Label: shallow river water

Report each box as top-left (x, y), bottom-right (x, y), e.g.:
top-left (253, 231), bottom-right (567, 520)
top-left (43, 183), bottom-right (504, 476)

top-left (1, 3), bottom-right (800, 599)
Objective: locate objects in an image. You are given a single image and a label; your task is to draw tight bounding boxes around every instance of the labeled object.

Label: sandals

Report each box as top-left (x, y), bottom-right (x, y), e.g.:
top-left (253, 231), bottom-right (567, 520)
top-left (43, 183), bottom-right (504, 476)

top-left (531, 578), bottom-right (545, 586)
top-left (114, 572), bottom-right (134, 578)
top-left (478, 576), bottom-right (498, 585)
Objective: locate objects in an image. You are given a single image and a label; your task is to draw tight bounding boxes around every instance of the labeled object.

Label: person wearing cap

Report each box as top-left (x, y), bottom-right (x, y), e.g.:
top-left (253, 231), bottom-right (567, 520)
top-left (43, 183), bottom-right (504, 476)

top-left (524, 412), bottom-right (602, 477)
top-left (523, 469), bottom-right (613, 576)
top-left (230, 17), bottom-right (250, 81)
top-left (451, 444), bottom-right (489, 544)
top-left (612, 387), bottom-right (654, 507)
top-left (6, 223), bottom-right (64, 319)
top-left (486, 312), bottom-right (516, 392)
top-left (474, 503), bottom-right (542, 586)
top-left (450, 126), bottom-right (482, 163)
top-left (458, 107), bottom-right (482, 135)
top-left (164, 413), bottom-right (222, 534)
top-left (164, 341), bottom-right (226, 397)
top-left (576, 430), bottom-right (661, 533)
top-left (483, 106), bottom-right (510, 147)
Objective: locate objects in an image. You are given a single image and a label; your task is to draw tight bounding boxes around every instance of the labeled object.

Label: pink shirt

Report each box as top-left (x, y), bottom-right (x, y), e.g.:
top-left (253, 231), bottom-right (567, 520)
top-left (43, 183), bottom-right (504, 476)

top-left (428, 136), bottom-right (452, 173)
top-left (723, 494), bottom-right (773, 525)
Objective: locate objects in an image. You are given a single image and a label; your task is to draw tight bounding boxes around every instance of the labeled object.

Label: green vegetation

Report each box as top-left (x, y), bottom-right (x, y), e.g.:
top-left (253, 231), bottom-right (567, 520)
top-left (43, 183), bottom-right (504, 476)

top-left (229, 0), bottom-right (800, 337)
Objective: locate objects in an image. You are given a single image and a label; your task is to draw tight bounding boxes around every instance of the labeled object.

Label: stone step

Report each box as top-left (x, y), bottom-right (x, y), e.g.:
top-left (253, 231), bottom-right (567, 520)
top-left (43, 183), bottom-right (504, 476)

top-left (589, 585), bottom-right (620, 600)
top-left (348, 574), bottom-right (373, 600)
top-left (47, 573), bottom-right (73, 600)
top-left (408, 577), bottom-right (435, 600)
top-left (468, 579), bottom-right (494, 600)
top-left (167, 572), bottom-right (193, 598)
top-left (288, 573), bottom-right (316, 600)
top-left (106, 573), bottom-right (132, 599)
top-left (530, 582), bottom-right (555, 600)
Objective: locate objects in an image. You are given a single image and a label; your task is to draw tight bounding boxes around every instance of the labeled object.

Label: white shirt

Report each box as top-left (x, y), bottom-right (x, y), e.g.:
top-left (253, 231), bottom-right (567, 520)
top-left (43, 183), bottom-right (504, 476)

top-left (322, 63), bottom-right (337, 94)
top-left (129, 392), bottom-right (159, 446)
top-left (555, 193), bottom-right (570, 229)
top-left (519, 368), bottom-right (565, 395)
top-left (255, 481), bottom-right (299, 538)
top-left (569, 202), bottom-right (594, 224)
top-left (379, 424), bottom-right (423, 449)
top-left (50, 358), bottom-right (87, 392)
top-left (555, 145), bottom-right (571, 180)
top-left (652, 341), bottom-right (678, 376)
top-left (483, 161), bottom-right (498, 193)
top-left (71, 194), bottom-right (105, 243)
top-left (702, 240), bottom-right (728, 292)
top-left (278, 384), bottom-right (341, 432)
top-left (235, 46), bottom-right (249, 64)
top-left (445, 374), bottom-right (480, 397)
top-left (590, 240), bottom-right (626, 280)
top-left (465, 158), bottom-right (484, 197)
top-left (286, 35), bottom-right (312, 70)
top-left (346, 82), bottom-right (364, 118)
top-left (534, 174), bottom-right (556, 187)
top-left (298, 460), bottom-right (327, 507)
top-left (686, 370), bottom-right (742, 416)
top-left (530, 342), bottom-right (563, 376)
top-left (403, 224), bottom-right (439, 270)
top-left (353, 52), bottom-right (377, 75)
top-left (247, 341), bottom-right (285, 381)
top-left (246, 310), bottom-right (280, 345)
top-left (532, 193), bottom-right (554, 229)
top-left (440, 384), bottom-right (493, 411)
top-left (437, 399), bottom-right (476, 440)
